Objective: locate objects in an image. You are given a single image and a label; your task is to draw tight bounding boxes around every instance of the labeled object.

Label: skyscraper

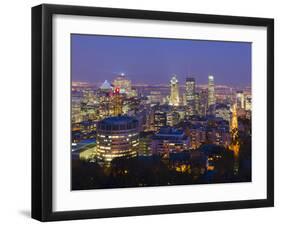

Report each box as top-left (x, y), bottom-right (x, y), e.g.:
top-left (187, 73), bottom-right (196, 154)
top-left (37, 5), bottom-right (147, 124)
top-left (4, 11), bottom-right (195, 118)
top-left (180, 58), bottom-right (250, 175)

top-left (236, 91), bottom-right (245, 109)
top-left (113, 73), bottom-right (132, 96)
top-left (112, 88), bottom-right (123, 116)
top-left (199, 89), bottom-right (208, 116)
top-left (169, 75), bottom-right (180, 106)
top-left (245, 95), bottom-right (252, 111)
top-left (185, 77), bottom-right (196, 116)
top-left (97, 81), bottom-right (113, 119)
top-left (208, 75), bottom-right (215, 108)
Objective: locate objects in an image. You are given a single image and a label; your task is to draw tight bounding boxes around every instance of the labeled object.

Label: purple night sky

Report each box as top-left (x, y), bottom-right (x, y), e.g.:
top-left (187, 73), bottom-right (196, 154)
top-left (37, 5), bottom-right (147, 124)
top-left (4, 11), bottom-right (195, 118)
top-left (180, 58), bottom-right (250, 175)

top-left (71, 34), bottom-right (251, 87)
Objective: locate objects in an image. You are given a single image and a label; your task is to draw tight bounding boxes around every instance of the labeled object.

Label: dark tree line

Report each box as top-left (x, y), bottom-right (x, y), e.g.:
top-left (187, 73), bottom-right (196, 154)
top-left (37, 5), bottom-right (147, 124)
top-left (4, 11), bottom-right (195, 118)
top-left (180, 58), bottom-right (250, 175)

top-left (72, 143), bottom-right (251, 190)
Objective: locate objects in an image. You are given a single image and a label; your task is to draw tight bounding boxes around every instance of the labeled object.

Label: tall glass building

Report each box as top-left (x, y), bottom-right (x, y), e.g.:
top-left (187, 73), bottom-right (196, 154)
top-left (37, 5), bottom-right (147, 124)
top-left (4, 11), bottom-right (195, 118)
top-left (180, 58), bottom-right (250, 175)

top-left (169, 75), bottom-right (180, 106)
top-left (112, 73), bottom-right (132, 96)
top-left (185, 77), bottom-right (196, 116)
top-left (208, 75), bottom-right (216, 107)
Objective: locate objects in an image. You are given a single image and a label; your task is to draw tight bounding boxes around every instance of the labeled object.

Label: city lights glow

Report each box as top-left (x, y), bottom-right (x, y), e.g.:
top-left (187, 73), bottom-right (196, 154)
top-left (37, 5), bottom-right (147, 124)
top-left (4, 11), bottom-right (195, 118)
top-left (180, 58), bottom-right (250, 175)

top-left (71, 34), bottom-right (252, 190)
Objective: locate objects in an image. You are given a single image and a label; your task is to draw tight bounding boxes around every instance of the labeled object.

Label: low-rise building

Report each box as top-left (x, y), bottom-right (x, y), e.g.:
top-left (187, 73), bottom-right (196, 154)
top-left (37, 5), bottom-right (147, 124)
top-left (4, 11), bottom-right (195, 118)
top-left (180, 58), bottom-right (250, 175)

top-left (151, 127), bottom-right (190, 157)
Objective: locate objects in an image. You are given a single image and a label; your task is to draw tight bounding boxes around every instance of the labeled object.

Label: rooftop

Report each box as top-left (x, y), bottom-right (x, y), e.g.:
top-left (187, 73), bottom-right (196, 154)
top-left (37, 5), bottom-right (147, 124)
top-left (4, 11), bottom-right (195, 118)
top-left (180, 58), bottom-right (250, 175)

top-left (100, 80), bottom-right (113, 90)
top-left (153, 126), bottom-right (187, 140)
top-left (158, 126), bottom-right (183, 135)
top-left (99, 115), bottom-right (138, 125)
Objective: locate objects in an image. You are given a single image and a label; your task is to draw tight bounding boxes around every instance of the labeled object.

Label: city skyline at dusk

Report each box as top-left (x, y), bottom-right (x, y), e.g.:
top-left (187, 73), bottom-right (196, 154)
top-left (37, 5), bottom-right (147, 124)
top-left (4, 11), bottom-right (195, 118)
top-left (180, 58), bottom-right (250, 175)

top-left (71, 34), bottom-right (251, 87)
top-left (71, 34), bottom-right (252, 190)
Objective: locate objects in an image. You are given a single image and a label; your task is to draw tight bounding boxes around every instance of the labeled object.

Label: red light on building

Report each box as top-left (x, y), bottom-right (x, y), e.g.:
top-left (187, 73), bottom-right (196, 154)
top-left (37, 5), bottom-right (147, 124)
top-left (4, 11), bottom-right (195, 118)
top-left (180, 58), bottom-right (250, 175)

top-left (114, 87), bottom-right (120, 94)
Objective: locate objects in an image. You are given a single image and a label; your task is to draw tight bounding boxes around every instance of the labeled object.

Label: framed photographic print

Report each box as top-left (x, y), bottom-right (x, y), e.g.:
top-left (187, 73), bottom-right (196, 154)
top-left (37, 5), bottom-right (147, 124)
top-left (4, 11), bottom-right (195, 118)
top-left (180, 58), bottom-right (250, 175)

top-left (32, 4), bottom-right (274, 221)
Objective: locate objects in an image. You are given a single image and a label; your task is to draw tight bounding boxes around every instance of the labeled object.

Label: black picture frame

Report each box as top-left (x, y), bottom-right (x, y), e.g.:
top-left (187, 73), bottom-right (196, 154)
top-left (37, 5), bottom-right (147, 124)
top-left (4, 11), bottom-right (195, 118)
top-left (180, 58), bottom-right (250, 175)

top-left (32, 3), bottom-right (274, 222)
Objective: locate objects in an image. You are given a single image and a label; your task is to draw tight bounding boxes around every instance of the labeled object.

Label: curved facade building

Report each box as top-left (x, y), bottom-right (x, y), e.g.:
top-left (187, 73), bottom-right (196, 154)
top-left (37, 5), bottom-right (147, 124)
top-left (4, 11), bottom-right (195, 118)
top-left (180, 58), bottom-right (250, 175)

top-left (96, 116), bottom-right (139, 163)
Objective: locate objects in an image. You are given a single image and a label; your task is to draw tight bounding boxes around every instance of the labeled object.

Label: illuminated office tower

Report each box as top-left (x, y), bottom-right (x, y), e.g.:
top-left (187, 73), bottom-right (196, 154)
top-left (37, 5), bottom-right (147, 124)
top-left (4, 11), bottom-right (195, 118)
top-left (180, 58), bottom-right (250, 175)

top-left (112, 88), bottom-right (123, 116)
top-left (229, 104), bottom-right (240, 174)
top-left (96, 116), bottom-right (139, 163)
top-left (97, 80), bottom-right (113, 119)
top-left (245, 95), bottom-right (252, 111)
top-left (113, 73), bottom-right (132, 96)
top-left (185, 77), bottom-right (196, 115)
top-left (208, 75), bottom-right (215, 107)
top-left (215, 104), bottom-right (231, 122)
top-left (169, 75), bottom-right (180, 106)
top-left (236, 91), bottom-right (245, 109)
top-left (153, 109), bottom-right (167, 131)
top-left (199, 89), bottom-right (208, 116)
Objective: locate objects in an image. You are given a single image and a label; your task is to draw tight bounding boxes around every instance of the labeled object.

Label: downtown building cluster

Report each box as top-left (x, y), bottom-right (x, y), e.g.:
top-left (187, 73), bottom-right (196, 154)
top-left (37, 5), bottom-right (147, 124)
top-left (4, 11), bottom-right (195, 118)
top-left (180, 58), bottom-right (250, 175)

top-left (71, 73), bottom-right (252, 167)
